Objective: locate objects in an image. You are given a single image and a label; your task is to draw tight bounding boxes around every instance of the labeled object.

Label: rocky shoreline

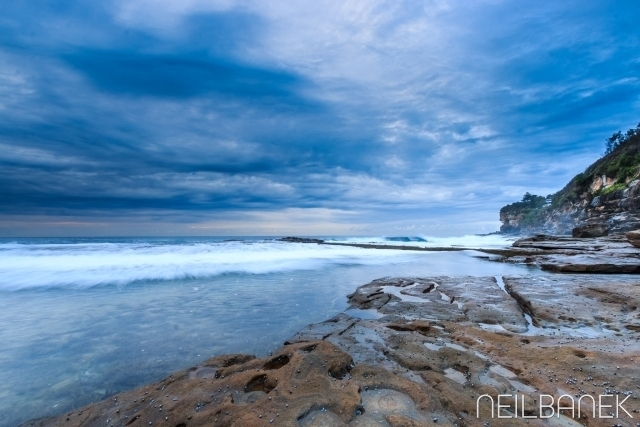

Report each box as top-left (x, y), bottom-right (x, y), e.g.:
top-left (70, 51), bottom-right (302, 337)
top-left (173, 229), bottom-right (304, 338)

top-left (278, 237), bottom-right (470, 252)
top-left (22, 239), bottom-right (640, 427)
top-left (283, 234), bottom-right (640, 274)
top-left (483, 234), bottom-right (640, 273)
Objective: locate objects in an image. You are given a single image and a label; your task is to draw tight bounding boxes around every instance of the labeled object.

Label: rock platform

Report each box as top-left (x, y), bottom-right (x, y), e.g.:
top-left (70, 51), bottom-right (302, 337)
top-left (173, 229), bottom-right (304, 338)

top-left (483, 234), bottom-right (640, 273)
top-left (26, 273), bottom-right (640, 427)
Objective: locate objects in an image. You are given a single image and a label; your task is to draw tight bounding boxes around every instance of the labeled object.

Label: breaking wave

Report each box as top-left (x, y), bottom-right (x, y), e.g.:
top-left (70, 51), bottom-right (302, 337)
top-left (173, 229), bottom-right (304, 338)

top-left (0, 240), bottom-right (420, 290)
top-left (328, 234), bottom-right (514, 248)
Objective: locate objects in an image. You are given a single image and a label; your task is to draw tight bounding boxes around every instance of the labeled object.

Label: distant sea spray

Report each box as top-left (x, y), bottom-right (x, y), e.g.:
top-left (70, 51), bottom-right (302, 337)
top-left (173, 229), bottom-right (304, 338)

top-left (0, 236), bottom-right (513, 291)
top-left (328, 234), bottom-right (514, 248)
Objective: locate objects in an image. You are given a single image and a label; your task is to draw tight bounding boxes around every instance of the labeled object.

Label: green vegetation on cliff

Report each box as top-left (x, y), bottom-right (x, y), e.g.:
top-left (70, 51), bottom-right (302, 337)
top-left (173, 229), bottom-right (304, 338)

top-left (500, 193), bottom-right (549, 228)
top-left (500, 123), bottom-right (640, 232)
top-left (551, 123), bottom-right (640, 207)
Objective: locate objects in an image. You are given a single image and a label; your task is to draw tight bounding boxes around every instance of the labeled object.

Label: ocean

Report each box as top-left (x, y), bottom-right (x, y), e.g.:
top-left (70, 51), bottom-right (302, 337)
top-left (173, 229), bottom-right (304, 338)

top-left (0, 236), bottom-right (544, 426)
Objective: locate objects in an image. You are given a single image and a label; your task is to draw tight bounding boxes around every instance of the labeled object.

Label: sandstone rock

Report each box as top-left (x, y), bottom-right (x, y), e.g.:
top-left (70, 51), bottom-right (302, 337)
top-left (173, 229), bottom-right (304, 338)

top-left (625, 229), bottom-right (640, 248)
top-left (26, 274), bottom-right (640, 427)
top-left (296, 275), bottom-right (640, 426)
top-left (571, 223), bottom-right (608, 237)
top-left (29, 341), bottom-right (362, 427)
top-left (499, 159), bottom-right (640, 235)
top-left (486, 234), bottom-right (640, 273)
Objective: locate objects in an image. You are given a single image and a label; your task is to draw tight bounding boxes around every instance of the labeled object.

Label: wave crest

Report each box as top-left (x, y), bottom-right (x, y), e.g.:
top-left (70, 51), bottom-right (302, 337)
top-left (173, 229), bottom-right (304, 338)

top-left (0, 240), bottom-right (414, 290)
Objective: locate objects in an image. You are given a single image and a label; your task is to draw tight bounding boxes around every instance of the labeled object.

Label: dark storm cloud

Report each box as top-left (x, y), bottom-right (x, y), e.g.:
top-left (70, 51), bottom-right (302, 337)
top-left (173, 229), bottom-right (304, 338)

top-left (63, 49), bottom-right (313, 104)
top-left (1, 0), bottom-right (640, 235)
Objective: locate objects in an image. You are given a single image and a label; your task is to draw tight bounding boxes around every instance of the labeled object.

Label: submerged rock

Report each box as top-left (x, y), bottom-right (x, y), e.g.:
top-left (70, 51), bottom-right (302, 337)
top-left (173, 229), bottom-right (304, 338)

top-left (277, 237), bottom-right (325, 244)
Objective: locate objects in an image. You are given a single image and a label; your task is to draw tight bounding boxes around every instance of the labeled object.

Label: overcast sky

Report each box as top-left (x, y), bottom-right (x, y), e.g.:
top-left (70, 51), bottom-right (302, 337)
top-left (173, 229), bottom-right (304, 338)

top-left (1, 1), bottom-right (639, 237)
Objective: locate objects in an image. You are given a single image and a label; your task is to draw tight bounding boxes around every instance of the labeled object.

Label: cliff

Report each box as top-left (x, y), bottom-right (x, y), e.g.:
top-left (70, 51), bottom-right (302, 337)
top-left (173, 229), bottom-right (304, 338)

top-left (500, 123), bottom-right (640, 235)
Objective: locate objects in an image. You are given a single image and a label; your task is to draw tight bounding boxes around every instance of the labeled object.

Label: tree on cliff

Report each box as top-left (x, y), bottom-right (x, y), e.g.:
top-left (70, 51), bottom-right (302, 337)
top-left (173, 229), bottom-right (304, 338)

top-left (499, 193), bottom-right (549, 232)
top-left (605, 123), bottom-right (640, 155)
top-left (520, 192), bottom-right (547, 208)
top-left (500, 193), bottom-right (547, 213)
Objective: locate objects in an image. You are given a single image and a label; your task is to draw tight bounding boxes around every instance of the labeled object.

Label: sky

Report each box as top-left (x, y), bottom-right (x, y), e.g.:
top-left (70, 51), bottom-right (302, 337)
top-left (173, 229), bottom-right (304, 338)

top-left (1, 0), bottom-right (639, 237)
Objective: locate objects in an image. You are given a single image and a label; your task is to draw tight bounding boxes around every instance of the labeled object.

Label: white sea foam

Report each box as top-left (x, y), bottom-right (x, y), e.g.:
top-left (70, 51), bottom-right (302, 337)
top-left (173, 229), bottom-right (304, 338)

top-left (329, 234), bottom-right (514, 248)
top-left (0, 240), bottom-right (422, 290)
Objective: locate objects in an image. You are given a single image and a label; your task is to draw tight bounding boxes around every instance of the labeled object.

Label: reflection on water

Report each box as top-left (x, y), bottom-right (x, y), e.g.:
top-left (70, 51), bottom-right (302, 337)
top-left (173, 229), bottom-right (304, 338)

top-left (0, 245), bottom-right (542, 427)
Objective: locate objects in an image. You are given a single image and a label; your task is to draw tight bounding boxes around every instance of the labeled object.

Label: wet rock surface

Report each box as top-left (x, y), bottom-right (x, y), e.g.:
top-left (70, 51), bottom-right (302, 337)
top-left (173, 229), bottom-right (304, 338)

top-left (26, 275), bottom-right (640, 427)
top-left (278, 237), bottom-right (325, 244)
top-left (484, 234), bottom-right (640, 273)
top-left (25, 342), bottom-right (361, 427)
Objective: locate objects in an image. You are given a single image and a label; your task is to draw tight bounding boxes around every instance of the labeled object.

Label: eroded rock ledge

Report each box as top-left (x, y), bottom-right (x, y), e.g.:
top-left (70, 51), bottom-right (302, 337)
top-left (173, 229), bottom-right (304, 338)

top-left (482, 234), bottom-right (640, 273)
top-left (26, 275), bottom-right (640, 427)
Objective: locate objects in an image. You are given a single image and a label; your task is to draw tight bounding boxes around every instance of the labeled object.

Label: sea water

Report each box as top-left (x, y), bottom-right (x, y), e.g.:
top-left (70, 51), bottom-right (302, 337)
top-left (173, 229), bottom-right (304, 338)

top-left (0, 236), bottom-right (543, 426)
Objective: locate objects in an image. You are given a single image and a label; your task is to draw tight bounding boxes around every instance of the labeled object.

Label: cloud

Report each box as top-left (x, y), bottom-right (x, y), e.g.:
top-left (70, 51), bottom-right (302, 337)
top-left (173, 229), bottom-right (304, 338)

top-left (64, 51), bottom-right (304, 100)
top-left (1, 0), bottom-right (640, 236)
